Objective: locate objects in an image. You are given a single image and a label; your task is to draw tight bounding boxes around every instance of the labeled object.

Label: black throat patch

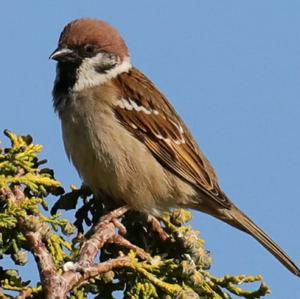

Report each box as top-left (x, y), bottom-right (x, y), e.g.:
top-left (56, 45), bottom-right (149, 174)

top-left (52, 62), bottom-right (80, 111)
top-left (54, 62), bottom-right (80, 94)
top-left (52, 54), bottom-right (118, 112)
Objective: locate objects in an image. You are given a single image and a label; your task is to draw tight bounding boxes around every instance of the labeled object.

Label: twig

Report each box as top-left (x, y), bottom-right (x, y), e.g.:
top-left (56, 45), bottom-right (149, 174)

top-left (24, 230), bottom-right (65, 298)
top-left (63, 256), bottom-right (131, 289)
top-left (110, 234), bottom-right (151, 260)
top-left (77, 205), bottom-right (130, 267)
top-left (148, 215), bottom-right (169, 241)
top-left (0, 186), bottom-right (131, 298)
top-left (2, 180), bottom-right (172, 298)
top-left (16, 286), bottom-right (42, 299)
top-left (45, 206), bottom-right (129, 297)
top-left (16, 290), bottom-right (31, 299)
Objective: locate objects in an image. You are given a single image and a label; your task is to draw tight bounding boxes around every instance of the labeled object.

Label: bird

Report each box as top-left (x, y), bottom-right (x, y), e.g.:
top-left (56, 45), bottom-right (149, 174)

top-left (50, 18), bottom-right (300, 277)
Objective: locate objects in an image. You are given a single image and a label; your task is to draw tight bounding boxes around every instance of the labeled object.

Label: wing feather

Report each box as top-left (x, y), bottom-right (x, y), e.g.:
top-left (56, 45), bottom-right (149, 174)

top-left (112, 68), bottom-right (231, 208)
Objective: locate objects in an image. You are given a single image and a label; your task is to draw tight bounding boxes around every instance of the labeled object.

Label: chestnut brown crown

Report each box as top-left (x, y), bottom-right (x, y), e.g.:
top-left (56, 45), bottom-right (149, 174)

top-left (57, 18), bottom-right (129, 60)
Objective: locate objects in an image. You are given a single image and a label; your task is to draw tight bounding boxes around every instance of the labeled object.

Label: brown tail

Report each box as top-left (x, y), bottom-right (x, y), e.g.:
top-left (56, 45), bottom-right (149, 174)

top-left (222, 206), bottom-right (300, 277)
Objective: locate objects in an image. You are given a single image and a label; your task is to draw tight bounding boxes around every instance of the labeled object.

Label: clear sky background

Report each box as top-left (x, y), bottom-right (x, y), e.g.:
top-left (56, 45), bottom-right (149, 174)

top-left (1, 1), bottom-right (300, 298)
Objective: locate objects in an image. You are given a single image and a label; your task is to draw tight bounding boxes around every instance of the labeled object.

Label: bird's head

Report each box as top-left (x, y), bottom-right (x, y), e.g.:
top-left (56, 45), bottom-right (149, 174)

top-left (50, 18), bottom-right (131, 92)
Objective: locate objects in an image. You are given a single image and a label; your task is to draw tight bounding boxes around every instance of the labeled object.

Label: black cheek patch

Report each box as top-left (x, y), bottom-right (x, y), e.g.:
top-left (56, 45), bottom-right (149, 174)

top-left (94, 63), bottom-right (117, 74)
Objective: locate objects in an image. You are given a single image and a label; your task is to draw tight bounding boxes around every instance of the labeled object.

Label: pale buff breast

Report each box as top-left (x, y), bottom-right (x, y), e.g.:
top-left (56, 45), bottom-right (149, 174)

top-left (59, 84), bottom-right (197, 215)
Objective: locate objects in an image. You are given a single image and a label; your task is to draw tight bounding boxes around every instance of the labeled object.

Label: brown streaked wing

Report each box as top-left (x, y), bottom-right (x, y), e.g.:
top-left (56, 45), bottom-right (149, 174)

top-left (112, 67), bottom-right (231, 208)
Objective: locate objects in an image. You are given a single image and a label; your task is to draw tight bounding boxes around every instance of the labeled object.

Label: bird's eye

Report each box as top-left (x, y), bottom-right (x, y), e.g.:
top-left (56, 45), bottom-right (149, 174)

top-left (84, 44), bottom-right (96, 55)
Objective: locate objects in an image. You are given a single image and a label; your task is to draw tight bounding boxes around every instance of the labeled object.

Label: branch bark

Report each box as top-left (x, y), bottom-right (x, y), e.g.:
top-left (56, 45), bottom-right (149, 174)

top-left (2, 186), bottom-right (134, 299)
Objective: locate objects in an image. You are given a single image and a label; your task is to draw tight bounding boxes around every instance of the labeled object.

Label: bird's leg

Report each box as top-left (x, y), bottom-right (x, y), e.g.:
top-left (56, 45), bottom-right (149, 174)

top-left (147, 215), bottom-right (169, 241)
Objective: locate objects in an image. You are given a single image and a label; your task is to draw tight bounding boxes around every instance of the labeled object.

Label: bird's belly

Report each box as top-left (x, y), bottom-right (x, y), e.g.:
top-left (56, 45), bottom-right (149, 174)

top-left (60, 106), bottom-right (193, 215)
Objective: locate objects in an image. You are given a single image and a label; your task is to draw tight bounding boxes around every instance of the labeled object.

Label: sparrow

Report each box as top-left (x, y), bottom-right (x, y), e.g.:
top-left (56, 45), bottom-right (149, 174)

top-left (50, 18), bottom-right (300, 276)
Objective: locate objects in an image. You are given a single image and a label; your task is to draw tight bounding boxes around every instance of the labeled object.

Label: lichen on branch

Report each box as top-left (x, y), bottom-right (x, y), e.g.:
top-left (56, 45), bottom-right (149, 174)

top-left (0, 131), bottom-right (270, 299)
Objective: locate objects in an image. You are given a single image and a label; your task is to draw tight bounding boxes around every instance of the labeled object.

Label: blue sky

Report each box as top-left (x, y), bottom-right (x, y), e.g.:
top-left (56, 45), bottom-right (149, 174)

top-left (1, 1), bottom-right (300, 298)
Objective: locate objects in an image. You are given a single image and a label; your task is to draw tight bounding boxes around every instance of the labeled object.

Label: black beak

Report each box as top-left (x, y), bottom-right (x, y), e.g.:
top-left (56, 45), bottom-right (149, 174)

top-left (49, 47), bottom-right (74, 61)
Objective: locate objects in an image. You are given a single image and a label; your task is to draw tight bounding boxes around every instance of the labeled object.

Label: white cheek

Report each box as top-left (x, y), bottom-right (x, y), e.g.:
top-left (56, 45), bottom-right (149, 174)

top-left (73, 55), bottom-right (132, 92)
top-left (73, 54), bottom-right (104, 91)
